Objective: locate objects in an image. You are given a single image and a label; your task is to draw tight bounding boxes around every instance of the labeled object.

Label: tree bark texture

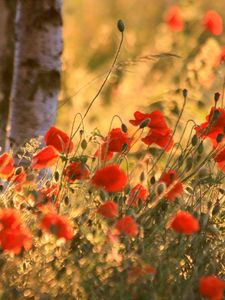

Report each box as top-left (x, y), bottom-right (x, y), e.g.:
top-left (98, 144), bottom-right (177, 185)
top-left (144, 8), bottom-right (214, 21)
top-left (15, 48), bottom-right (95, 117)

top-left (0, 0), bottom-right (16, 151)
top-left (8, 0), bottom-right (63, 149)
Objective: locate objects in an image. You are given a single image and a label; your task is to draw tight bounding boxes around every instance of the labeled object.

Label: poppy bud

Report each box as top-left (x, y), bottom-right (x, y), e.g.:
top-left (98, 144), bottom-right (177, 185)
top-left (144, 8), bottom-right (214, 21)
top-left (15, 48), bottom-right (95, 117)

top-left (81, 139), bottom-right (87, 150)
top-left (121, 123), bottom-right (128, 133)
top-left (216, 133), bottom-right (223, 143)
top-left (182, 89), bottom-right (188, 98)
top-left (64, 196), bottom-right (70, 206)
top-left (198, 167), bottom-right (208, 178)
top-left (150, 176), bottom-right (155, 185)
top-left (156, 183), bottom-right (166, 195)
top-left (139, 118), bottom-right (151, 129)
top-left (15, 167), bottom-right (22, 175)
top-left (117, 19), bottom-right (125, 32)
top-left (191, 135), bottom-right (198, 146)
top-left (185, 157), bottom-right (193, 171)
top-left (214, 92), bottom-right (220, 102)
top-left (54, 171), bottom-right (60, 182)
top-left (197, 143), bottom-right (204, 154)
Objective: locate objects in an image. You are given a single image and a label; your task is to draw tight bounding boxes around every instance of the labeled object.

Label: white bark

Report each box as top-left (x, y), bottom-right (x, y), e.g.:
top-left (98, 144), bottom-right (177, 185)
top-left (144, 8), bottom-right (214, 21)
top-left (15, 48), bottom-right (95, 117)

top-left (8, 0), bottom-right (63, 148)
top-left (0, 0), bottom-right (16, 151)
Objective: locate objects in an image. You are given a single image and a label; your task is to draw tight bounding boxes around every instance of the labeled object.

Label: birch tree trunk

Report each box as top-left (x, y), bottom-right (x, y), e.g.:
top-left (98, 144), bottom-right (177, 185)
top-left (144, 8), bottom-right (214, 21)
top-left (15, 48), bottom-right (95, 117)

top-left (8, 0), bottom-right (63, 149)
top-left (0, 0), bottom-right (16, 151)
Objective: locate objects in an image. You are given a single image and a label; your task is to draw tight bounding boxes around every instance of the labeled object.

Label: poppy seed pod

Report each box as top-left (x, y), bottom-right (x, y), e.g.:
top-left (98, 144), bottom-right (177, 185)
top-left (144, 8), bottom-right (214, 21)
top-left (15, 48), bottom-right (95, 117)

top-left (156, 182), bottom-right (166, 196)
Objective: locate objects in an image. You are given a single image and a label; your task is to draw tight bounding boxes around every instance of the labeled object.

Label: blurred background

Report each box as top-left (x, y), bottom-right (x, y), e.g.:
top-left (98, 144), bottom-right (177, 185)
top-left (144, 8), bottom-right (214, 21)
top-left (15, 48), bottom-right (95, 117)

top-left (60, 0), bottom-right (225, 135)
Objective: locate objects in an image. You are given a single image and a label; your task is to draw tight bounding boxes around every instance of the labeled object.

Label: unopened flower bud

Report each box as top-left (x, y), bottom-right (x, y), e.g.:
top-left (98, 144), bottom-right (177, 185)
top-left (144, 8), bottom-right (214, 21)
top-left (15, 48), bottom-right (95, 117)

top-left (156, 182), bottom-right (166, 195)
top-left (191, 135), bottom-right (198, 146)
top-left (216, 133), bottom-right (223, 143)
top-left (139, 118), bottom-right (151, 129)
top-left (121, 123), bottom-right (128, 133)
top-left (182, 89), bottom-right (188, 98)
top-left (117, 19), bottom-right (125, 32)
top-left (214, 92), bottom-right (220, 102)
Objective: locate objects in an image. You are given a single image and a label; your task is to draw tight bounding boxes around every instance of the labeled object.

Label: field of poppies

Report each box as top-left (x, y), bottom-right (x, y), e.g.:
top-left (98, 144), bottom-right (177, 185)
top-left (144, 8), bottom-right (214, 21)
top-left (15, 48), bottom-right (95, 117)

top-left (0, 3), bottom-right (225, 300)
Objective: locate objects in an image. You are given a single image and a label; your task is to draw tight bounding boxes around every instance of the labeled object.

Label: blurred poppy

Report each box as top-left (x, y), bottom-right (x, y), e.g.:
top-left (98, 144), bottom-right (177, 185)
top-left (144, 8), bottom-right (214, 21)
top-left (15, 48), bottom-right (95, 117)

top-left (63, 161), bottom-right (89, 183)
top-left (159, 170), bottom-right (183, 200)
top-left (45, 126), bottom-right (74, 153)
top-left (195, 107), bottom-right (225, 146)
top-left (0, 209), bottom-right (32, 254)
top-left (0, 152), bottom-right (14, 179)
top-left (91, 164), bottom-right (128, 193)
top-left (97, 200), bottom-right (118, 219)
top-left (203, 10), bottom-right (223, 36)
top-left (115, 215), bottom-right (139, 236)
top-left (165, 6), bottom-right (184, 32)
top-left (41, 213), bottom-right (74, 240)
top-left (32, 146), bottom-right (59, 169)
top-left (170, 211), bottom-right (199, 234)
top-left (127, 184), bottom-right (148, 207)
top-left (0, 227), bottom-right (32, 254)
top-left (199, 276), bottom-right (225, 300)
top-left (0, 208), bottom-right (21, 230)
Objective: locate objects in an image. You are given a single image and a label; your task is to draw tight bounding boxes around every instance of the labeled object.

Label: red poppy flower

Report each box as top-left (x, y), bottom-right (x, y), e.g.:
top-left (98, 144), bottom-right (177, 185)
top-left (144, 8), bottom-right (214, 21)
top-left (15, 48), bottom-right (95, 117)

top-left (165, 6), bottom-right (184, 32)
top-left (199, 276), bottom-right (225, 300)
top-left (127, 184), bottom-right (148, 207)
top-left (0, 227), bottom-right (32, 254)
top-left (0, 209), bottom-right (21, 230)
top-left (142, 129), bottom-right (173, 152)
top-left (195, 107), bottom-right (225, 146)
top-left (203, 11), bottom-right (223, 36)
top-left (40, 213), bottom-right (74, 240)
top-left (97, 200), bottom-right (118, 219)
top-left (130, 111), bottom-right (173, 151)
top-left (0, 209), bottom-right (32, 254)
top-left (45, 126), bottom-right (74, 153)
top-left (130, 111), bottom-right (169, 132)
top-left (159, 170), bottom-right (183, 200)
top-left (63, 161), bottom-right (89, 183)
top-left (32, 146), bottom-right (59, 169)
top-left (170, 211), bottom-right (199, 234)
top-left (106, 128), bottom-right (131, 153)
top-left (94, 143), bottom-right (114, 161)
top-left (115, 215), bottom-right (139, 236)
top-left (91, 164), bottom-right (128, 193)
top-left (0, 152), bottom-right (14, 179)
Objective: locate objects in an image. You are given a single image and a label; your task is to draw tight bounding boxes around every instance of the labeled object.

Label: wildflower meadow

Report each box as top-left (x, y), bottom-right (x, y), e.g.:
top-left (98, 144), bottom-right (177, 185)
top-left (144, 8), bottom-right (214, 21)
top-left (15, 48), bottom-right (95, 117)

top-left (0, 2), bottom-right (224, 300)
